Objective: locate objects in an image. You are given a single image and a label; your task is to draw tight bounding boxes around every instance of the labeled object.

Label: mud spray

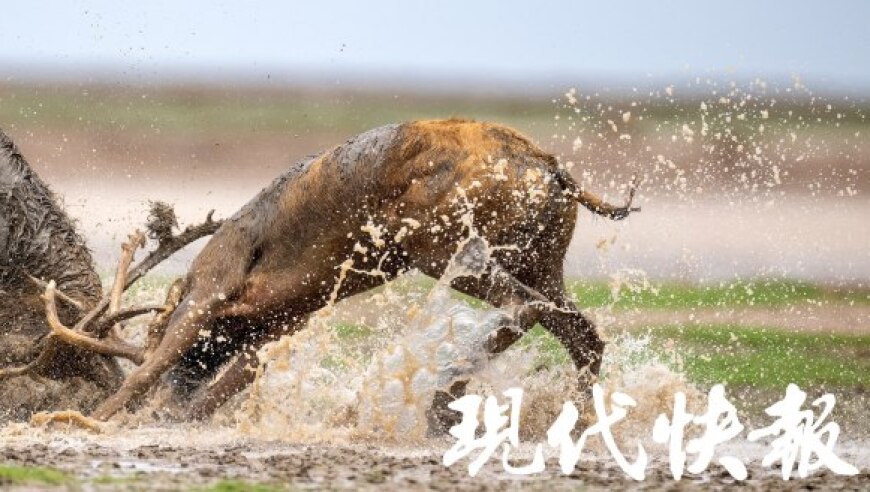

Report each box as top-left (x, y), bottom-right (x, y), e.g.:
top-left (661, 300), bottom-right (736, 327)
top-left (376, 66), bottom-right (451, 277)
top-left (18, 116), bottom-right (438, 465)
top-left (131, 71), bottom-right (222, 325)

top-left (218, 222), bottom-right (702, 467)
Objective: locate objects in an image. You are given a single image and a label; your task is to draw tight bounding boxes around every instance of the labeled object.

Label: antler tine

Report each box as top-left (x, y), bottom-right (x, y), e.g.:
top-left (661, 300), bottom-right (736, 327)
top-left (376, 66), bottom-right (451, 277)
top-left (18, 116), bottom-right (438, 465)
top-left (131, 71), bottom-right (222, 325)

top-left (75, 209), bottom-right (223, 336)
top-left (92, 305), bottom-right (169, 335)
top-left (42, 281), bottom-right (146, 365)
top-left (126, 208), bottom-right (222, 286)
top-left (109, 231), bottom-right (146, 316)
top-left (97, 231), bottom-right (148, 342)
top-left (25, 273), bottom-right (86, 312)
top-left (0, 365), bottom-right (31, 380)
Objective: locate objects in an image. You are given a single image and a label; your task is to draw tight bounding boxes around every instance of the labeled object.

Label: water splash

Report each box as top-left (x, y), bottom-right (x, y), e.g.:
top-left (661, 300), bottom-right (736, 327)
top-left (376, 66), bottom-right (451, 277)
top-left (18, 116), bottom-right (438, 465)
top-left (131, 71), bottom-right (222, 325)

top-left (231, 231), bottom-right (703, 450)
top-left (236, 235), bottom-right (512, 442)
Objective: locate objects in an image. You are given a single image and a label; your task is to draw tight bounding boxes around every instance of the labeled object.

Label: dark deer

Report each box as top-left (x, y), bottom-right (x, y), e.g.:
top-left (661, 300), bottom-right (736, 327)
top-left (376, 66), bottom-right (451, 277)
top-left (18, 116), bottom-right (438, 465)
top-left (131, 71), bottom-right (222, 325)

top-left (30, 120), bottom-right (639, 431)
top-left (0, 128), bottom-right (122, 420)
top-left (0, 127), bottom-right (220, 424)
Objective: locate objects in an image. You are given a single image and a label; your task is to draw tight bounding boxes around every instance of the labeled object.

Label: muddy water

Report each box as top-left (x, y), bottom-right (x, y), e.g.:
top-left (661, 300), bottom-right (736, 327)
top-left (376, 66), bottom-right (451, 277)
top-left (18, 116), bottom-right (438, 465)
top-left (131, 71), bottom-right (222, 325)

top-left (1, 365), bottom-right (867, 489)
top-left (236, 235), bottom-right (548, 444)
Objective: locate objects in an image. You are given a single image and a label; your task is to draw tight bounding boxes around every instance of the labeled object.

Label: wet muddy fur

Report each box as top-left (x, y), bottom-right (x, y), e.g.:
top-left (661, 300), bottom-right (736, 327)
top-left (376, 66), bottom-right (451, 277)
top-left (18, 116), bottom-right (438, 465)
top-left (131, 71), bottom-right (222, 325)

top-left (0, 128), bottom-right (122, 420)
top-left (101, 119), bottom-right (629, 428)
top-left (0, 120), bottom-right (632, 429)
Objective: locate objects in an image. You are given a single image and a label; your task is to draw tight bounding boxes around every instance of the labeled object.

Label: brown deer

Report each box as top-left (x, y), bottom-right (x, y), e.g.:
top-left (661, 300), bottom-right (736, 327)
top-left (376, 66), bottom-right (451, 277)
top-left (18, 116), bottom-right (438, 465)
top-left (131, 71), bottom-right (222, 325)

top-left (31, 119), bottom-right (639, 431)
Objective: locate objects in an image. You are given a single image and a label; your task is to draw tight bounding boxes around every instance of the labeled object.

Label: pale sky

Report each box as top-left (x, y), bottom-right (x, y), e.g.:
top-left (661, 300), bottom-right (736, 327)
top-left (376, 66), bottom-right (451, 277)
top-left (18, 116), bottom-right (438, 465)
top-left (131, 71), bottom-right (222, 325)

top-left (1, 1), bottom-right (868, 91)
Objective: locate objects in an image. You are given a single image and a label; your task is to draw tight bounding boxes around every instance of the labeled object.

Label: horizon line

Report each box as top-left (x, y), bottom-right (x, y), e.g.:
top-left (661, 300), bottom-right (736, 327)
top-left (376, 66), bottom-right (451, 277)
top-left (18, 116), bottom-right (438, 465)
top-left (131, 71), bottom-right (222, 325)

top-left (3, 61), bottom-right (869, 99)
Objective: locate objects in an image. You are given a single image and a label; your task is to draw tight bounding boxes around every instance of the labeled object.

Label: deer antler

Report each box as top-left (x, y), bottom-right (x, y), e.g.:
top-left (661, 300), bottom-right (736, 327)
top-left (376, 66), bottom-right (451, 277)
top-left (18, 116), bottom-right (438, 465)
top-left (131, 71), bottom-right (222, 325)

top-left (0, 203), bottom-right (223, 382)
top-left (26, 273), bottom-right (86, 312)
top-left (110, 231), bottom-right (146, 315)
top-left (144, 278), bottom-right (185, 359)
top-left (42, 280), bottom-right (148, 364)
top-left (37, 231), bottom-right (152, 364)
top-left (73, 206), bottom-right (221, 339)
top-left (0, 342), bottom-right (58, 380)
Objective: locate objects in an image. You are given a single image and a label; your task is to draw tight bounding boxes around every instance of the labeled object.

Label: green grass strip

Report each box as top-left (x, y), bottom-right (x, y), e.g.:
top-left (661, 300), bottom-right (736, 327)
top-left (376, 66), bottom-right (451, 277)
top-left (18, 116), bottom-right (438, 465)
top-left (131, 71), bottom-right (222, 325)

top-left (569, 279), bottom-right (870, 309)
top-left (645, 324), bottom-right (870, 388)
top-left (0, 465), bottom-right (71, 486)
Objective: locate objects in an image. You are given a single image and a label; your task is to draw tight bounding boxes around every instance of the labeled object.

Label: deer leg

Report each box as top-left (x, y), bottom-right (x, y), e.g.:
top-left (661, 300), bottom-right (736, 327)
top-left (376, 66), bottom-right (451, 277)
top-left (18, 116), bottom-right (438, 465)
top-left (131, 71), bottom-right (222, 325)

top-left (173, 253), bottom-right (407, 421)
top-left (425, 270), bottom-right (544, 435)
top-left (90, 300), bottom-right (213, 421)
top-left (537, 300), bottom-right (605, 385)
top-left (524, 264), bottom-right (605, 385)
top-left (184, 316), bottom-right (308, 420)
top-left (185, 348), bottom-right (260, 420)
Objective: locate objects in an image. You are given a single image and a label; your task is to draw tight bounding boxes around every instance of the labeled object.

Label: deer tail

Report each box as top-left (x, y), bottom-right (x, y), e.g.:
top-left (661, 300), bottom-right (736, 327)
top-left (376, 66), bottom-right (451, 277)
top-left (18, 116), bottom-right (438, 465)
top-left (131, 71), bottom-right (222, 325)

top-left (551, 168), bottom-right (642, 221)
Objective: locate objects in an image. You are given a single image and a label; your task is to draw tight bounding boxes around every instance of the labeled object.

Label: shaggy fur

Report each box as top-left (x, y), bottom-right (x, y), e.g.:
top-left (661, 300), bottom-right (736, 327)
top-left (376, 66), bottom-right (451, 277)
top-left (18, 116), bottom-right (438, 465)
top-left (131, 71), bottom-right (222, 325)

top-left (0, 127), bottom-right (121, 420)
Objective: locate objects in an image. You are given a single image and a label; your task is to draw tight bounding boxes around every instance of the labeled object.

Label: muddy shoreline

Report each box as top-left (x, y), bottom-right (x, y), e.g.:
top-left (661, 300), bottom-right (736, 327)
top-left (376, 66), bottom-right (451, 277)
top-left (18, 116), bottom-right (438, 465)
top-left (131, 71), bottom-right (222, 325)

top-left (1, 435), bottom-right (868, 490)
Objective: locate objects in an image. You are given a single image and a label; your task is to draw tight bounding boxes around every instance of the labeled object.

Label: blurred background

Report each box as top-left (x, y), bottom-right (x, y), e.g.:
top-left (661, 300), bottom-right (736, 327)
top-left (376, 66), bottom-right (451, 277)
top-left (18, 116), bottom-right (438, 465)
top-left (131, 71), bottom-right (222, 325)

top-left (0, 0), bottom-right (867, 284)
